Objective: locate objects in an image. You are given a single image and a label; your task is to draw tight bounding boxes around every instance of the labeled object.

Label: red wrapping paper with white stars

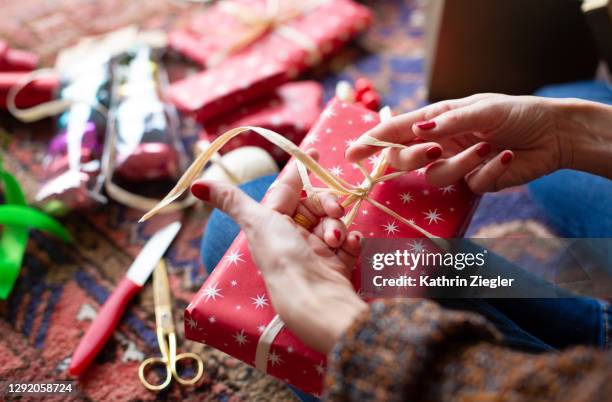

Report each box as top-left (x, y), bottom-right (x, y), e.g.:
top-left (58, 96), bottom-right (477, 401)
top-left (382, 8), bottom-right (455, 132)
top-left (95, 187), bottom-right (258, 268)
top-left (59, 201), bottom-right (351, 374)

top-left (168, 0), bottom-right (371, 122)
top-left (202, 81), bottom-right (323, 163)
top-left (184, 98), bottom-right (480, 395)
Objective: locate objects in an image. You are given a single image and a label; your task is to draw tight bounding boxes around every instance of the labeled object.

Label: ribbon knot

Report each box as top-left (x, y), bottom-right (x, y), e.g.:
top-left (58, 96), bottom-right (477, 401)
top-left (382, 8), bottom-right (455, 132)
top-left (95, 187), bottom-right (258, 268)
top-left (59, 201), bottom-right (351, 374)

top-left (210, 0), bottom-right (327, 67)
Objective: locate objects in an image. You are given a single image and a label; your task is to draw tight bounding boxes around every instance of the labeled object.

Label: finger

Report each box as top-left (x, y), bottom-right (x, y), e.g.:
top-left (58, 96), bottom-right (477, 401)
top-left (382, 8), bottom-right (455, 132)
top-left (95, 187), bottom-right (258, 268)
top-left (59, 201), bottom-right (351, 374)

top-left (191, 180), bottom-right (265, 230)
top-left (336, 231), bottom-right (362, 276)
top-left (465, 150), bottom-right (514, 194)
top-left (386, 142), bottom-right (442, 171)
top-left (425, 142), bottom-right (493, 187)
top-left (301, 191), bottom-right (344, 219)
top-left (346, 94), bottom-right (493, 162)
top-left (412, 100), bottom-right (500, 141)
top-left (312, 217), bottom-right (347, 248)
top-left (267, 149), bottom-right (319, 215)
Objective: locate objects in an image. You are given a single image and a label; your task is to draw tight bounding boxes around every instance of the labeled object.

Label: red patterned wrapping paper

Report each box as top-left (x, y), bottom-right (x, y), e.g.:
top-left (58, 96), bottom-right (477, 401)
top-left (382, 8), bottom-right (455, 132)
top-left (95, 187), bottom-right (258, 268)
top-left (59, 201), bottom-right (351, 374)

top-left (185, 98), bottom-right (480, 395)
top-left (168, 0), bottom-right (371, 122)
top-left (202, 81), bottom-right (323, 163)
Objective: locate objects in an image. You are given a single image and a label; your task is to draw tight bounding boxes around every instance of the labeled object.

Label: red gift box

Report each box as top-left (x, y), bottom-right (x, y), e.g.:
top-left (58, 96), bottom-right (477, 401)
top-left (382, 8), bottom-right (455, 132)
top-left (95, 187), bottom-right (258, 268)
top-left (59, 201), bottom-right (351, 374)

top-left (167, 0), bottom-right (371, 122)
top-left (0, 41), bottom-right (39, 72)
top-left (202, 81), bottom-right (323, 163)
top-left (185, 99), bottom-right (480, 395)
top-left (0, 72), bottom-right (58, 109)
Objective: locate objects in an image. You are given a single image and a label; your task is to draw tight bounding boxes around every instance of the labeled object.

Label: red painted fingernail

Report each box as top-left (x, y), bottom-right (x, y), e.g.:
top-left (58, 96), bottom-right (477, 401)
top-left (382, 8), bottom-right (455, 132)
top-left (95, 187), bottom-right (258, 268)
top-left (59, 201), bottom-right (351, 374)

top-left (354, 233), bottom-right (362, 241)
top-left (416, 120), bottom-right (436, 130)
top-left (476, 143), bottom-right (492, 157)
top-left (501, 151), bottom-right (513, 165)
top-left (333, 229), bottom-right (342, 241)
top-left (426, 146), bottom-right (442, 160)
top-left (191, 182), bottom-right (210, 201)
top-left (300, 189), bottom-right (307, 198)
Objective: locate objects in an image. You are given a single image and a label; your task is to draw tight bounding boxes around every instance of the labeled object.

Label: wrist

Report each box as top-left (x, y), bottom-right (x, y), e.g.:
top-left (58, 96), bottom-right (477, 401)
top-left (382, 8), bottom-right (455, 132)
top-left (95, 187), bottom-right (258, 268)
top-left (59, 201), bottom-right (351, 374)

top-left (553, 98), bottom-right (612, 177)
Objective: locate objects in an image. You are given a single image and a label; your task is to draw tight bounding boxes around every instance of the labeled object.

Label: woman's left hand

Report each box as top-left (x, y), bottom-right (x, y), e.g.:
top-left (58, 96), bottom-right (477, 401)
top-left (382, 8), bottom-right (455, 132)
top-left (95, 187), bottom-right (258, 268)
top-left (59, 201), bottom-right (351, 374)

top-left (190, 151), bottom-right (368, 354)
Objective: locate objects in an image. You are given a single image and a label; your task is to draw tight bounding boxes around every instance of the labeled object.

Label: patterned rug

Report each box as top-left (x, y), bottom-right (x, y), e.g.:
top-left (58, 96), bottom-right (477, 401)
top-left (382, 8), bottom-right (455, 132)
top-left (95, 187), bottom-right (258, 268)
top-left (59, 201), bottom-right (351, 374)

top-left (0, 0), bottom-right (558, 401)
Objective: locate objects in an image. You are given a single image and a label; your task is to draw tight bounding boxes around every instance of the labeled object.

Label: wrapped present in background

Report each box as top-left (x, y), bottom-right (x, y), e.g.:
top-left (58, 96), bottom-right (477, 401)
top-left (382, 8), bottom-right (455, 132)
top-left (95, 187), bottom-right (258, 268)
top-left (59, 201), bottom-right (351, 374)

top-left (184, 97), bottom-right (480, 395)
top-left (168, 0), bottom-right (371, 121)
top-left (0, 40), bottom-right (39, 71)
top-left (202, 81), bottom-right (323, 163)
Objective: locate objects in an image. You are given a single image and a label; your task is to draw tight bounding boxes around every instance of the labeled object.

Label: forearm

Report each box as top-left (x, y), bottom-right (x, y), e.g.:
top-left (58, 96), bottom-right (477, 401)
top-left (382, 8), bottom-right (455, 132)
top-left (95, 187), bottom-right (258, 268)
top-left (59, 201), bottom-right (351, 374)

top-left (555, 98), bottom-right (612, 178)
top-left (324, 299), bottom-right (611, 402)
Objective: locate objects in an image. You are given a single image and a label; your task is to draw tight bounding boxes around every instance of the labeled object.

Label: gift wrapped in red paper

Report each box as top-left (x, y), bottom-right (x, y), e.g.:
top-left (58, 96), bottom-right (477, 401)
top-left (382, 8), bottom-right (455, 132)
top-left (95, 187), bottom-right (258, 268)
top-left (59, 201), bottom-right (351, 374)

top-left (168, 0), bottom-right (371, 121)
top-left (202, 81), bottom-right (323, 163)
top-left (183, 98), bottom-right (480, 395)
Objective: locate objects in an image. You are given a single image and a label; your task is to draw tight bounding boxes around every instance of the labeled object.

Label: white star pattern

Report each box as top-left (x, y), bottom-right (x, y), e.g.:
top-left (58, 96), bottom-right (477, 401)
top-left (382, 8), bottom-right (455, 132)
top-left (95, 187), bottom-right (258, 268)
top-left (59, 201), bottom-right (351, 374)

top-left (233, 330), bottom-right (249, 346)
top-left (315, 363), bottom-right (325, 375)
top-left (186, 316), bottom-right (198, 330)
top-left (257, 325), bottom-right (266, 334)
top-left (400, 192), bottom-right (414, 204)
top-left (423, 209), bottom-right (444, 225)
top-left (368, 154), bottom-right (381, 166)
top-left (230, 280), bottom-right (238, 287)
top-left (329, 166), bottom-right (344, 177)
top-left (251, 294), bottom-right (269, 309)
top-left (409, 240), bottom-right (426, 253)
top-left (321, 108), bottom-right (336, 119)
top-left (202, 283), bottom-right (223, 302)
top-left (209, 315), bottom-right (216, 323)
top-left (224, 250), bottom-right (244, 266)
top-left (361, 113), bottom-right (375, 123)
top-left (440, 185), bottom-right (456, 195)
top-left (325, 128), bottom-right (332, 134)
top-left (268, 351), bottom-right (282, 366)
top-left (303, 133), bottom-right (319, 145)
top-left (382, 221), bottom-right (399, 235)
top-left (345, 138), bottom-right (357, 148)
top-left (287, 346), bottom-right (294, 353)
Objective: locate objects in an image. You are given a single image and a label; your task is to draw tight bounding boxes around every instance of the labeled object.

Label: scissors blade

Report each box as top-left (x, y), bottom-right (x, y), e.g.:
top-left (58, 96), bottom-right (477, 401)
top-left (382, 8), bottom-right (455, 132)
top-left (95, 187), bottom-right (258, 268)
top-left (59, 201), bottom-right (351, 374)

top-left (127, 222), bottom-right (181, 286)
top-left (153, 260), bottom-right (174, 331)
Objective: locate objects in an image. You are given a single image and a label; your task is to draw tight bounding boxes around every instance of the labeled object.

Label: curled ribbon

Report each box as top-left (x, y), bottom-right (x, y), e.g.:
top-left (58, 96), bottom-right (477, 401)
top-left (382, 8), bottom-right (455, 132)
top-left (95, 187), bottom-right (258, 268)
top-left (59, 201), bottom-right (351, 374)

top-left (208, 0), bottom-right (326, 67)
top-left (0, 161), bottom-right (72, 299)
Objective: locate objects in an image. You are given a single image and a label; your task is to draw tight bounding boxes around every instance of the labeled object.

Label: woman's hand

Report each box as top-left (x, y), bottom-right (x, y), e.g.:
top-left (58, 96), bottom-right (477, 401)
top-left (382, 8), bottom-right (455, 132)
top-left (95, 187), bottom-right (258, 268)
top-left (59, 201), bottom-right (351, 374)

top-left (347, 93), bottom-right (612, 193)
top-left (191, 151), bottom-right (367, 355)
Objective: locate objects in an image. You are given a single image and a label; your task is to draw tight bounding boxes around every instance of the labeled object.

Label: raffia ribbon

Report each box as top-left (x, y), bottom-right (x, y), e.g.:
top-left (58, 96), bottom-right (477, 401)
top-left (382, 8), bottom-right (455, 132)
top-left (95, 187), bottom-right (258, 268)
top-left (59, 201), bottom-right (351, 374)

top-left (208, 0), bottom-right (327, 67)
top-left (141, 107), bottom-right (451, 372)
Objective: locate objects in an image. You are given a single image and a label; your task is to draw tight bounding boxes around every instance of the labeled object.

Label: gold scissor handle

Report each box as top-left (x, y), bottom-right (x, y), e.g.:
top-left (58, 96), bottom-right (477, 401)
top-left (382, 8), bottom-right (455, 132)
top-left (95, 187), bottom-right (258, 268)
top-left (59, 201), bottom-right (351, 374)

top-left (173, 352), bottom-right (205, 386)
top-left (139, 356), bottom-right (173, 391)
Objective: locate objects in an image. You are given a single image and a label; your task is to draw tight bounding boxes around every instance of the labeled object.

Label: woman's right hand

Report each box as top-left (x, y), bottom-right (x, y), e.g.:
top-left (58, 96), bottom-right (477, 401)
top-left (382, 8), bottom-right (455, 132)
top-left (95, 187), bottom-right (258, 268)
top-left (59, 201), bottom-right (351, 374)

top-left (346, 93), bottom-right (612, 193)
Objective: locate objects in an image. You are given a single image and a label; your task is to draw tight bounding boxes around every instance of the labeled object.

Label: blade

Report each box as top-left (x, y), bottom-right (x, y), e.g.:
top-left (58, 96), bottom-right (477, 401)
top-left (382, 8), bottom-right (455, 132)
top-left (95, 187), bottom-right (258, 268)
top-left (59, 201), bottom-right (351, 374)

top-left (126, 221), bottom-right (181, 286)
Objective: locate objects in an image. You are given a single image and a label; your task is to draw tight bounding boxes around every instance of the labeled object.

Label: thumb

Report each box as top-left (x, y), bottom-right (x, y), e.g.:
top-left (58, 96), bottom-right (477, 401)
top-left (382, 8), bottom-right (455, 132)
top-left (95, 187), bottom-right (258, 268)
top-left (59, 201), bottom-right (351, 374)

top-left (412, 101), bottom-right (499, 140)
top-left (191, 180), bottom-right (265, 230)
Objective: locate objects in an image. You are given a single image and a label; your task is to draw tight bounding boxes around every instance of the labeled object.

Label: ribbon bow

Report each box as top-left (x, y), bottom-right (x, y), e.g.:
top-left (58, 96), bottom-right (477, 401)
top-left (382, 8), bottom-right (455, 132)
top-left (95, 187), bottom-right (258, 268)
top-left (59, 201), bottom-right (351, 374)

top-left (0, 159), bottom-right (72, 299)
top-left (209, 0), bottom-right (324, 67)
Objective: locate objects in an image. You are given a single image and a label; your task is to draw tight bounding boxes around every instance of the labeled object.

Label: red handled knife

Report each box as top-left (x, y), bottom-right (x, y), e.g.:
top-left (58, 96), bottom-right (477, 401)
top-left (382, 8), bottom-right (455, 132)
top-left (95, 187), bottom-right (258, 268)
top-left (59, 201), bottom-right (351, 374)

top-left (69, 221), bottom-right (181, 376)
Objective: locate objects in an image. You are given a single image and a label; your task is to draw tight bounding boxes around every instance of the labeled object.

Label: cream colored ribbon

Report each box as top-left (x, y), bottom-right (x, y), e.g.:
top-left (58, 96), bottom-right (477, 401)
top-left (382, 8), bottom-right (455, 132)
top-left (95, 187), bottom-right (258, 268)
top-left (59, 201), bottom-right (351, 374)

top-left (208, 0), bottom-right (326, 67)
top-left (141, 107), bottom-right (452, 373)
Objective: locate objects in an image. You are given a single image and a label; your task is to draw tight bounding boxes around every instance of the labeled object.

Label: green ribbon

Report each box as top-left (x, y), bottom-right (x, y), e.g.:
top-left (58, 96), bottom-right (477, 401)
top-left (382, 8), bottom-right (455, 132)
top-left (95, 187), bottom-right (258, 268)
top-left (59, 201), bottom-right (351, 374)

top-left (0, 162), bottom-right (72, 299)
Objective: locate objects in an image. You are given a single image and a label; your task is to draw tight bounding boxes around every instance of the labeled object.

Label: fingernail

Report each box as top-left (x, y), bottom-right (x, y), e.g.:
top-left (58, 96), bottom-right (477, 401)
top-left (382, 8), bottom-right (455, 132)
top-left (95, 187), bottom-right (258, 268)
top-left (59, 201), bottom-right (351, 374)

top-left (501, 151), bottom-right (513, 165)
top-left (333, 229), bottom-right (342, 241)
top-left (354, 233), bottom-right (362, 241)
top-left (300, 189), bottom-right (307, 199)
top-left (426, 146), bottom-right (442, 160)
top-left (476, 143), bottom-right (492, 157)
top-left (416, 120), bottom-right (436, 130)
top-left (191, 182), bottom-right (210, 201)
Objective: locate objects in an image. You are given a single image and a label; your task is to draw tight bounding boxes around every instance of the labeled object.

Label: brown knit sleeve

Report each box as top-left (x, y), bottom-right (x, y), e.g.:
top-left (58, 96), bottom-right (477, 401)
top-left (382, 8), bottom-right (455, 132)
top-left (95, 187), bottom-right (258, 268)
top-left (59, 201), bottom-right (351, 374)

top-left (323, 299), bottom-right (612, 402)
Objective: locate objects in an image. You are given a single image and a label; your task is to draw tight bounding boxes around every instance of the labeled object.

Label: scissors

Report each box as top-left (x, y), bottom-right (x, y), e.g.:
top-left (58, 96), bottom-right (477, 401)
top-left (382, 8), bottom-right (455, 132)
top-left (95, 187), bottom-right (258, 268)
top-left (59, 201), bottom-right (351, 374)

top-left (138, 260), bottom-right (204, 391)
